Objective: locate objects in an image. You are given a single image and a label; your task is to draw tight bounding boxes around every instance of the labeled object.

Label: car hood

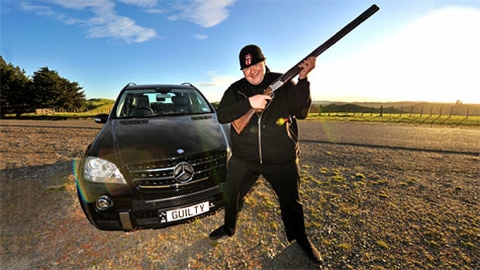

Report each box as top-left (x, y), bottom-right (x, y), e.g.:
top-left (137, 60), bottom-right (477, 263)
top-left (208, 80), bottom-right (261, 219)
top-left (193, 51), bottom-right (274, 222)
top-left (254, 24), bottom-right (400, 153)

top-left (89, 115), bottom-right (229, 164)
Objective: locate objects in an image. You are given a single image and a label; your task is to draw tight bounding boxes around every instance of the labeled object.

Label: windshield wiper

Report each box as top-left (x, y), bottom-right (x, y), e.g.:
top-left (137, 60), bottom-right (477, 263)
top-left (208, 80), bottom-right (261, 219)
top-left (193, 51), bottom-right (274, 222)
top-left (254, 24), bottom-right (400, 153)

top-left (121, 111), bottom-right (187, 119)
top-left (161, 111), bottom-right (187, 116)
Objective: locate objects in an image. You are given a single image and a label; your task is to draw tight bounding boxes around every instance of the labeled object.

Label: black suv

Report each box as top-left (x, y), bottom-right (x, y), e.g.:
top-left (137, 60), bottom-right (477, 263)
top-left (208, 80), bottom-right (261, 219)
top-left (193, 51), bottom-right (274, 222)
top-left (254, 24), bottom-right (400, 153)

top-left (75, 83), bottom-right (230, 231)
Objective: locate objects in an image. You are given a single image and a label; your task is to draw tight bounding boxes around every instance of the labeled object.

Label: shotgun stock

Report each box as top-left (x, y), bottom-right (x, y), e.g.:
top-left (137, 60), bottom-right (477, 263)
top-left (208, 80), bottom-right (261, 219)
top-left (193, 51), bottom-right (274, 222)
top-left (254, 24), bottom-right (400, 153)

top-left (231, 4), bottom-right (379, 134)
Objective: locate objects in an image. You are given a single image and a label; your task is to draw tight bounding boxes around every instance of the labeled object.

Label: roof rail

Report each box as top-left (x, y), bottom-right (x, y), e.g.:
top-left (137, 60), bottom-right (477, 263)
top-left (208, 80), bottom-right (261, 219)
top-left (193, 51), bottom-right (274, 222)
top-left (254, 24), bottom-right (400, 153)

top-left (122, 82), bottom-right (136, 89)
top-left (181, 82), bottom-right (197, 89)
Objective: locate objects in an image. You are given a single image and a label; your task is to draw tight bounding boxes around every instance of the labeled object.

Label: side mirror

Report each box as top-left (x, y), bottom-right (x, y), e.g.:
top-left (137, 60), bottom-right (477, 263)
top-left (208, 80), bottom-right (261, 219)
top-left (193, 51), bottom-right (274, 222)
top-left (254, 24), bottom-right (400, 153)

top-left (94, 114), bottom-right (109, 124)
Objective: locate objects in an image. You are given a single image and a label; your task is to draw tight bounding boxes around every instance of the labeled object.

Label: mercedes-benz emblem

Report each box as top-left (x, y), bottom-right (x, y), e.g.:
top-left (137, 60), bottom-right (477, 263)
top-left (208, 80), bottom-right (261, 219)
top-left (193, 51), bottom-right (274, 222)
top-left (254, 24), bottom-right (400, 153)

top-left (173, 162), bottom-right (194, 183)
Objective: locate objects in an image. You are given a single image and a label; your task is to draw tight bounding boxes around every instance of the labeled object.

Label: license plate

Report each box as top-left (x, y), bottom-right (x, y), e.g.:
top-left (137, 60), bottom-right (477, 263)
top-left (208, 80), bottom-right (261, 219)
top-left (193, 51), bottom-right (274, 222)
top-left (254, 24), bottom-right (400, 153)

top-left (166, 201), bottom-right (210, 222)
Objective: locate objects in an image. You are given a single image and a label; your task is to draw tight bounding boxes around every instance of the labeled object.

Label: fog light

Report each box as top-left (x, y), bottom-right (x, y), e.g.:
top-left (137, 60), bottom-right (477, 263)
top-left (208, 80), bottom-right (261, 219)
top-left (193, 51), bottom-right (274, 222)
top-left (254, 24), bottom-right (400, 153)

top-left (96, 196), bottom-right (113, 211)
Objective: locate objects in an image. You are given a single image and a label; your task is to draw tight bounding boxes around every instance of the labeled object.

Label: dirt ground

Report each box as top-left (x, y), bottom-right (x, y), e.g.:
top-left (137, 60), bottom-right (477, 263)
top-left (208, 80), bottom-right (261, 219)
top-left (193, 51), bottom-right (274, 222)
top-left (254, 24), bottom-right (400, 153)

top-left (0, 121), bottom-right (479, 269)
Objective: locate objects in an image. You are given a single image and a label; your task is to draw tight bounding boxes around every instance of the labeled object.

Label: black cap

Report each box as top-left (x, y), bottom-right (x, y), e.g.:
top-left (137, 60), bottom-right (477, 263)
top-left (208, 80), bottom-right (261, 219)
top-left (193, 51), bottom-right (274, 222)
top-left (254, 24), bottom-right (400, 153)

top-left (239, 44), bottom-right (266, 70)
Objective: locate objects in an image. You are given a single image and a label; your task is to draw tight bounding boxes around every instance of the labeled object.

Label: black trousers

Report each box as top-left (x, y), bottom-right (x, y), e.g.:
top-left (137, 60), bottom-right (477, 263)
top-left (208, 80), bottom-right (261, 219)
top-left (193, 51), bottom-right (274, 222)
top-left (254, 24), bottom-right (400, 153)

top-left (222, 155), bottom-right (308, 242)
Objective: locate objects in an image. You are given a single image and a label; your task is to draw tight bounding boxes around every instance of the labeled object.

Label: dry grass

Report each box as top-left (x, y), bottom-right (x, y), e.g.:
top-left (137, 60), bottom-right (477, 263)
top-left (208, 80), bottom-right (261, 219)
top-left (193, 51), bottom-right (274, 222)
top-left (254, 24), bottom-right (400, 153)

top-left (1, 122), bottom-right (478, 269)
top-left (299, 144), bottom-right (479, 269)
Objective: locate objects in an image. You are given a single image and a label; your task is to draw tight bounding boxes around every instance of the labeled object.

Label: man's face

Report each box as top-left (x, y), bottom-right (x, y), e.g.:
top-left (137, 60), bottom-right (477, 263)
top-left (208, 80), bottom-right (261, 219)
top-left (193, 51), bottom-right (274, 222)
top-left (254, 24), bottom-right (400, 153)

top-left (242, 61), bottom-right (266, 85)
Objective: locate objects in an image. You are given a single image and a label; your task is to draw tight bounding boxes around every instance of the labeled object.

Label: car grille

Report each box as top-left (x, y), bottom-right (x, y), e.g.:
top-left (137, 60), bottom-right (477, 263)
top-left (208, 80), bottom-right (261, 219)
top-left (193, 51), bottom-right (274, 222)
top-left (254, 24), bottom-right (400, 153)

top-left (127, 151), bottom-right (227, 189)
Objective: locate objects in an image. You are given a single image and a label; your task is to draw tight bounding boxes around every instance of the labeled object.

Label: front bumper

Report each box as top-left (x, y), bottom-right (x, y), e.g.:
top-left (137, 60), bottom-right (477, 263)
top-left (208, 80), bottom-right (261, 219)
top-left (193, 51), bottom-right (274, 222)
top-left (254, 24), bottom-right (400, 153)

top-left (80, 185), bottom-right (224, 231)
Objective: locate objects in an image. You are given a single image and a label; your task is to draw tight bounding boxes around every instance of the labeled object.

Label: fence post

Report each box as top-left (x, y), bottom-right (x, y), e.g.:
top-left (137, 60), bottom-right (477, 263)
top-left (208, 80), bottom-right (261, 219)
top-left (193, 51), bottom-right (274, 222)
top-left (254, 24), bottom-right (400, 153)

top-left (420, 106), bottom-right (423, 117)
top-left (400, 106), bottom-right (403, 117)
top-left (371, 106), bottom-right (374, 116)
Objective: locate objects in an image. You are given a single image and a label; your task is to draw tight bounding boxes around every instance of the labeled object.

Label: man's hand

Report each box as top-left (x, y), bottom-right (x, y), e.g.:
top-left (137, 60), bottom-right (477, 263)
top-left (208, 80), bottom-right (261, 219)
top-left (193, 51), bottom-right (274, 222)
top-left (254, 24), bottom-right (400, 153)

top-left (298, 56), bottom-right (316, 80)
top-left (249, 94), bottom-right (272, 112)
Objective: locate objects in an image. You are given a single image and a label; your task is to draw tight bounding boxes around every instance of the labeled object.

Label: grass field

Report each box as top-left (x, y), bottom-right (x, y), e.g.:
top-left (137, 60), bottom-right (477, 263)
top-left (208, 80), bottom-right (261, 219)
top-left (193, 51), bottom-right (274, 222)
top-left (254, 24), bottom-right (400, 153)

top-left (4, 112), bottom-right (478, 129)
top-left (307, 113), bottom-right (480, 128)
top-left (3, 98), bottom-right (479, 128)
top-left (85, 98), bottom-right (114, 114)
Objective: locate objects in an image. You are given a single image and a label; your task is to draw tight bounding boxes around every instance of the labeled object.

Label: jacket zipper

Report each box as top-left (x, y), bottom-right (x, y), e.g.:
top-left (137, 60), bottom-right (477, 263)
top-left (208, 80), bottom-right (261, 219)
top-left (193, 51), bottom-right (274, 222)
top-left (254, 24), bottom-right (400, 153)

top-left (258, 95), bottom-right (273, 164)
top-left (258, 114), bottom-right (263, 164)
top-left (237, 90), bottom-right (264, 163)
top-left (237, 90), bottom-right (272, 164)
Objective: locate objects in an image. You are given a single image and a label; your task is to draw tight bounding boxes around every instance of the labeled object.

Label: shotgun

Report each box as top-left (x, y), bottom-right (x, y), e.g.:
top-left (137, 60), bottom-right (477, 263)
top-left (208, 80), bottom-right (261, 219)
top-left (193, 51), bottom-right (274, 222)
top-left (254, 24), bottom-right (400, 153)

top-left (231, 4), bottom-right (380, 134)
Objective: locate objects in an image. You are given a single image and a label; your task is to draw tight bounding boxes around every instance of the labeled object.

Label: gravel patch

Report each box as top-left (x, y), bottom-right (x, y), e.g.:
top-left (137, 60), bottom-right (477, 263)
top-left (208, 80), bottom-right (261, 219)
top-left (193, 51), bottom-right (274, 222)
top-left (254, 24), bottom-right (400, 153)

top-left (1, 121), bottom-right (478, 269)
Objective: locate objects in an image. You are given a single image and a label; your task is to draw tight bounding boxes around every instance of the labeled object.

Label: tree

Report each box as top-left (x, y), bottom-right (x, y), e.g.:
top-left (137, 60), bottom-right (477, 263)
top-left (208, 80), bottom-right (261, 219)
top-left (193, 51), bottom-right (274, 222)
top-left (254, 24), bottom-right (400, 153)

top-left (1, 57), bottom-right (88, 116)
top-left (31, 67), bottom-right (87, 111)
top-left (0, 56), bottom-right (31, 116)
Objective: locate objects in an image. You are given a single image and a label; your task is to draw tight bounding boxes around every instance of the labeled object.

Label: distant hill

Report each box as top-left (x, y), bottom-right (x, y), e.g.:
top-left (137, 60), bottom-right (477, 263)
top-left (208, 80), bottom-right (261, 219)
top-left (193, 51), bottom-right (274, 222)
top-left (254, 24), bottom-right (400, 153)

top-left (88, 98), bottom-right (479, 116)
top-left (311, 101), bottom-right (480, 116)
top-left (86, 98), bottom-right (115, 114)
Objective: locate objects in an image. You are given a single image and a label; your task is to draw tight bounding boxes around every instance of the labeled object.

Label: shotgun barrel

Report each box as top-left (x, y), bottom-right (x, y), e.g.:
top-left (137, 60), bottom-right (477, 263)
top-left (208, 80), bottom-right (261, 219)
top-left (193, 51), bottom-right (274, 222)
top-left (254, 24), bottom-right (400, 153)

top-left (231, 4), bottom-right (380, 134)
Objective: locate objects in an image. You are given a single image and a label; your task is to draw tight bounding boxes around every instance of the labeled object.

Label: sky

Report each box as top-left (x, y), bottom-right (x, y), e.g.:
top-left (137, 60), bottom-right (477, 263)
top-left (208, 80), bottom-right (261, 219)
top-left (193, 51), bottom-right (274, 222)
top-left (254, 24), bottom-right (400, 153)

top-left (2, 0), bottom-right (479, 104)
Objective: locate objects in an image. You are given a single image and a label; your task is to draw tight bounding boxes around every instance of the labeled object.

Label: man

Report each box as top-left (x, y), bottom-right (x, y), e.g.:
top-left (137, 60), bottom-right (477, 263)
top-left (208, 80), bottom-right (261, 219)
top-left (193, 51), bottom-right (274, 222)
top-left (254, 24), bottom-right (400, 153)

top-left (210, 44), bottom-right (322, 265)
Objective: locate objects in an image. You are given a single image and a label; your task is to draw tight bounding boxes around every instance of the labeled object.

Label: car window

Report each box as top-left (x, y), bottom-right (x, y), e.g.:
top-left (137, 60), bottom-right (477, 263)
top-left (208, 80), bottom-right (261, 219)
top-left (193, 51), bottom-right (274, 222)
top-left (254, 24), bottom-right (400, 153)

top-left (114, 88), bottom-right (213, 118)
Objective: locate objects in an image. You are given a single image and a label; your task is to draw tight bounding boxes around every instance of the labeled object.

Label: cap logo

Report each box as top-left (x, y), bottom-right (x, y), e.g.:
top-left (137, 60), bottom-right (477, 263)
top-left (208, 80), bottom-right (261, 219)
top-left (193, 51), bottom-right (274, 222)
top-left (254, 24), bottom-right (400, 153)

top-left (245, 53), bottom-right (252, 66)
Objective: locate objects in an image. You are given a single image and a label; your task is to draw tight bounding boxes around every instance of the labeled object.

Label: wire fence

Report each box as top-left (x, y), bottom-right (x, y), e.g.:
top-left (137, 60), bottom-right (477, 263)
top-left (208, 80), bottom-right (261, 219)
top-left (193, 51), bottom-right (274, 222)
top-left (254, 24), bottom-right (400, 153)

top-left (15, 104), bottom-right (480, 127)
top-left (312, 104), bottom-right (480, 117)
top-left (34, 107), bottom-right (112, 115)
top-left (308, 104), bottom-right (480, 127)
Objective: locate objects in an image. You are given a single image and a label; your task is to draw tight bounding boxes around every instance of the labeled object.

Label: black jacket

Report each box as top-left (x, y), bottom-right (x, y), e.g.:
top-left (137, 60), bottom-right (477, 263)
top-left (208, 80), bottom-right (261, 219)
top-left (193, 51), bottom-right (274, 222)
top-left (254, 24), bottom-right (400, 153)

top-left (216, 71), bottom-right (312, 164)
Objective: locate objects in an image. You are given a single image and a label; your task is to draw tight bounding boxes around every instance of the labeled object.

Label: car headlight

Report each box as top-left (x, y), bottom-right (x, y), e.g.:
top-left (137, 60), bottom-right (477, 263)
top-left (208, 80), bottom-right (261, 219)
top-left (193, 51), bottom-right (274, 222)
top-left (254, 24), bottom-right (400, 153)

top-left (83, 157), bottom-right (127, 184)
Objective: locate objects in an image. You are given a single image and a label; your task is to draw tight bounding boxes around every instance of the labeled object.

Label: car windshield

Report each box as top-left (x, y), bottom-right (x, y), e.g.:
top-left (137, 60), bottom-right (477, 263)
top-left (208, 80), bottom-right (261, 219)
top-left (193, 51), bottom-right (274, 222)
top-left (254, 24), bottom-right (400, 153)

top-left (114, 87), bottom-right (214, 119)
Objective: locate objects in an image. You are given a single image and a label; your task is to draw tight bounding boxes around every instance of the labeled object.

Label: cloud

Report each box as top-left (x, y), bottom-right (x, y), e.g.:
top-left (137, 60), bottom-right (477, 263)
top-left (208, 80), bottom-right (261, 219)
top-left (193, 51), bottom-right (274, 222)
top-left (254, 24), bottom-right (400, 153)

top-left (19, 2), bottom-right (55, 16)
top-left (167, 15), bottom-right (179, 21)
top-left (19, 0), bottom-right (157, 43)
top-left (87, 15), bottom-right (156, 43)
top-left (197, 73), bottom-right (235, 88)
top-left (172, 0), bottom-right (237, 27)
top-left (118, 0), bottom-right (158, 8)
top-left (195, 71), bottom-right (238, 101)
top-left (17, 0), bottom-right (237, 43)
top-left (116, 0), bottom-right (168, 14)
top-left (194, 34), bottom-right (208, 40)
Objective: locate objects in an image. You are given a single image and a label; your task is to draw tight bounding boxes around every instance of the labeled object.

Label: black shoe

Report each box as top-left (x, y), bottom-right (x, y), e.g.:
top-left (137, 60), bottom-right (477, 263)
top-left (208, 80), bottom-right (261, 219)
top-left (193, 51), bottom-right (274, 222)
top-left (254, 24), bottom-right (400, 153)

top-left (297, 237), bottom-right (323, 265)
top-left (209, 225), bottom-right (228, 240)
